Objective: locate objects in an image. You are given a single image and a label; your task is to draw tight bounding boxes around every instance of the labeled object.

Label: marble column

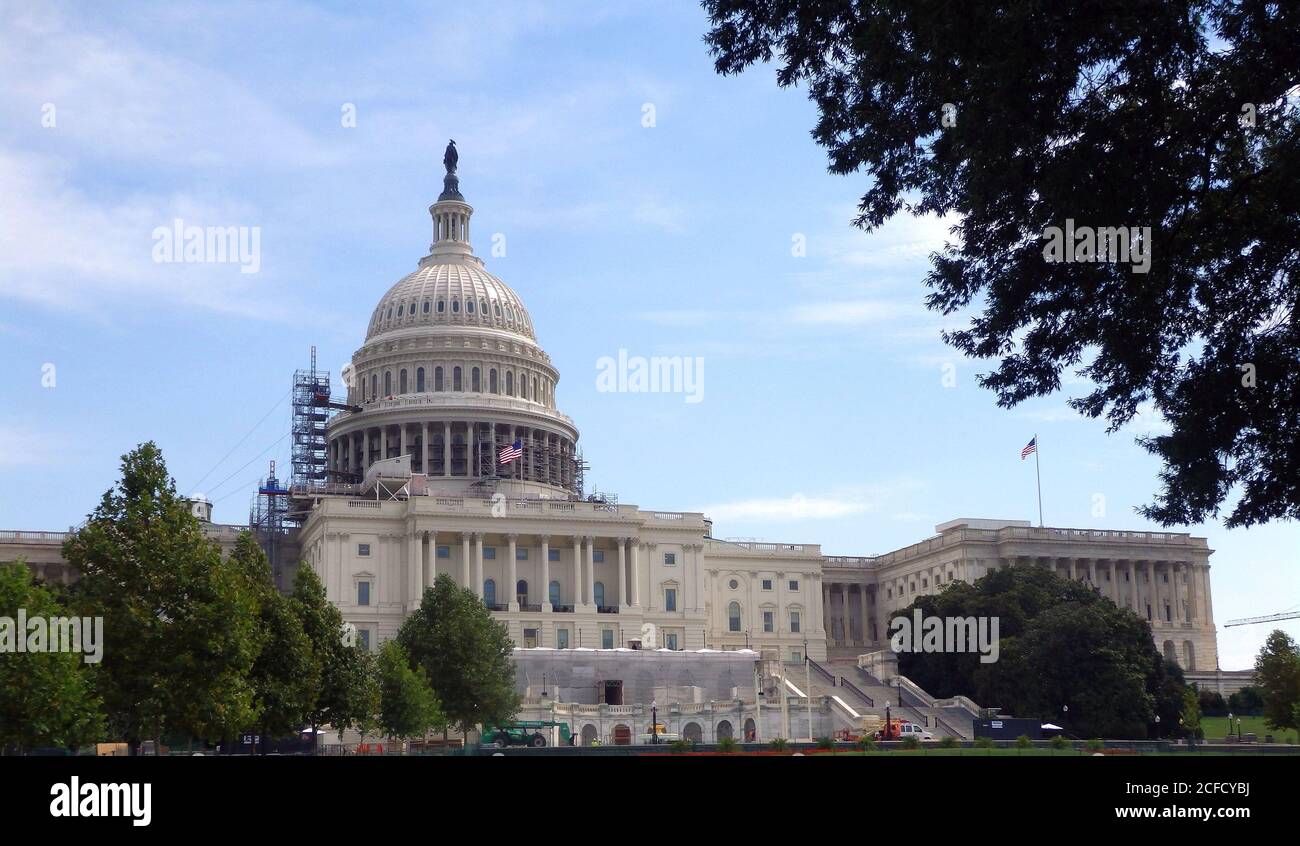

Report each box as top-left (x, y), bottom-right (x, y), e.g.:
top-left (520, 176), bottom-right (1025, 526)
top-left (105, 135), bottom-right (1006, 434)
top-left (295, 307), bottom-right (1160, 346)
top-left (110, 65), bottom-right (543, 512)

top-left (572, 536), bottom-right (582, 607)
top-left (618, 538), bottom-right (628, 608)
top-left (630, 542), bottom-right (641, 607)
top-left (461, 532), bottom-right (472, 589)
top-left (508, 534), bottom-right (519, 611)
top-left (541, 536), bottom-right (552, 612)
top-left (474, 533), bottom-right (484, 600)
top-left (585, 536), bottom-right (596, 606)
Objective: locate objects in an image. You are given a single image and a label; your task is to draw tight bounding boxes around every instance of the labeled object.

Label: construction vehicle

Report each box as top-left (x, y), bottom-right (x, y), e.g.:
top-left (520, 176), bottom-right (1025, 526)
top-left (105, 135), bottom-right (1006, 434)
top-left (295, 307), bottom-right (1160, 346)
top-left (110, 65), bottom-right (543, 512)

top-left (481, 721), bottom-right (572, 748)
top-left (636, 723), bottom-right (681, 744)
top-left (835, 714), bottom-right (933, 742)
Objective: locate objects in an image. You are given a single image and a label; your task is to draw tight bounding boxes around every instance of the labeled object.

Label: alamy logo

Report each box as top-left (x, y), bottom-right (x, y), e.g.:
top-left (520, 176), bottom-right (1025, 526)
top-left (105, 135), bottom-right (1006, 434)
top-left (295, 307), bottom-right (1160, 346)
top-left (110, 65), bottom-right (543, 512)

top-left (595, 349), bottom-right (704, 404)
top-left (151, 218), bottom-right (261, 274)
top-left (50, 777), bottom-right (151, 827)
top-left (0, 610), bottom-right (103, 664)
top-left (889, 609), bottom-right (1000, 664)
top-left (1040, 218), bottom-right (1151, 274)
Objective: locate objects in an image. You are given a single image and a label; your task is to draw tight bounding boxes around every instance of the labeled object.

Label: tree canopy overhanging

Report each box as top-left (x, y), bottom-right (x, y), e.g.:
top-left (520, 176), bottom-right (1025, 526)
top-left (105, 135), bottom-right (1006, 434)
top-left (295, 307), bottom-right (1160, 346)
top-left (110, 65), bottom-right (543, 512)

top-left (703, 0), bottom-right (1300, 527)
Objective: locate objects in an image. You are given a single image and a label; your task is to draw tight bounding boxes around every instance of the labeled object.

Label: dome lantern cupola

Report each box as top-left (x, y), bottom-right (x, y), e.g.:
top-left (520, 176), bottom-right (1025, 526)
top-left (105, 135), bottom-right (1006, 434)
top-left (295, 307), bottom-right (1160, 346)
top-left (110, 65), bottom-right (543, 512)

top-left (427, 139), bottom-right (473, 261)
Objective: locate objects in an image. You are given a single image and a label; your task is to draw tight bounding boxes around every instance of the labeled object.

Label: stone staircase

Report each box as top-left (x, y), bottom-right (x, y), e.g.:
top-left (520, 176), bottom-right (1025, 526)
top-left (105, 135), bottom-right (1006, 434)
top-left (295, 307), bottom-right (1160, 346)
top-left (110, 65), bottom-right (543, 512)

top-left (814, 660), bottom-right (977, 739)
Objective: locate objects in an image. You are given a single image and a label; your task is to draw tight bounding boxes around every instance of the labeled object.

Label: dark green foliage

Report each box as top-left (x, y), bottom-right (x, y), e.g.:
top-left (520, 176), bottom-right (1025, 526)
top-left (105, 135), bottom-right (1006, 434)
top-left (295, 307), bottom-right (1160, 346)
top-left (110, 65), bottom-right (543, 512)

top-left (376, 641), bottom-right (444, 740)
top-left (62, 443), bottom-right (261, 749)
top-left (0, 562), bottom-right (105, 751)
top-left (397, 574), bottom-right (519, 734)
top-left (704, 0), bottom-right (1300, 528)
top-left (1254, 630), bottom-right (1300, 733)
top-left (896, 564), bottom-right (1185, 738)
top-left (292, 565), bottom-right (379, 735)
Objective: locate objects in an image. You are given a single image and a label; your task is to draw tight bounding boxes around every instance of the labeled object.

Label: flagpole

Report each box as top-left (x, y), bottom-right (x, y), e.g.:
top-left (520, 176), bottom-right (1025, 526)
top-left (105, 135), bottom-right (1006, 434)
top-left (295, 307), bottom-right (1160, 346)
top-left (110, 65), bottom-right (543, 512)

top-left (1034, 433), bottom-right (1043, 527)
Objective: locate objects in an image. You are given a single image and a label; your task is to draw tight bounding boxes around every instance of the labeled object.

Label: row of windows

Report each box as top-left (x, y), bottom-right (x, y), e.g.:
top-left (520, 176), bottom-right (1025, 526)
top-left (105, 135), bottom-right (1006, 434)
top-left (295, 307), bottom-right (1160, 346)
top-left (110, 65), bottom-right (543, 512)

top-left (358, 544), bottom-right (682, 566)
top-left (363, 365), bottom-right (550, 404)
top-left (728, 602), bottom-right (800, 634)
top-left (378, 297), bottom-right (529, 331)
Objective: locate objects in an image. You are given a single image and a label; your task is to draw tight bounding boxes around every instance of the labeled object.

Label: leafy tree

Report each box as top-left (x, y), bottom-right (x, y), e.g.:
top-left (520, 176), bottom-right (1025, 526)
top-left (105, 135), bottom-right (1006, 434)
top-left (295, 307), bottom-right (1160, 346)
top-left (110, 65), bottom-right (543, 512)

top-left (229, 533), bottom-right (319, 754)
top-left (1228, 684), bottom-right (1265, 715)
top-left (898, 564), bottom-right (1182, 738)
top-left (291, 565), bottom-right (379, 737)
top-left (376, 641), bottom-right (444, 741)
top-left (61, 442), bottom-right (261, 752)
top-left (703, 0), bottom-right (1300, 528)
top-left (0, 562), bottom-right (105, 752)
top-left (1197, 688), bottom-right (1228, 717)
top-left (397, 574), bottom-right (519, 737)
top-left (1254, 630), bottom-right (1300, 733)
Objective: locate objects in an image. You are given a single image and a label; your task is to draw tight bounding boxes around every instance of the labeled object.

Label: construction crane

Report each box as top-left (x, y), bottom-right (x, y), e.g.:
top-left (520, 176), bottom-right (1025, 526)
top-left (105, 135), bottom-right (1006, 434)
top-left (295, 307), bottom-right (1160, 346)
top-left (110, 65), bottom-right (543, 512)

top-left (1224, 609), bottom-right (1300, 628)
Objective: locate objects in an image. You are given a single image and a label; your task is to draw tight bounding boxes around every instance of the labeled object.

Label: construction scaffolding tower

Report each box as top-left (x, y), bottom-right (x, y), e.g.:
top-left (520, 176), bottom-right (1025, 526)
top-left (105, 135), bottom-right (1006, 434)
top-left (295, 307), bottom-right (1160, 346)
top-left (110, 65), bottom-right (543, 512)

top-left (251, 459), bottom-right (291, 584)
top-left (292, 346), bottom-right (332, 492)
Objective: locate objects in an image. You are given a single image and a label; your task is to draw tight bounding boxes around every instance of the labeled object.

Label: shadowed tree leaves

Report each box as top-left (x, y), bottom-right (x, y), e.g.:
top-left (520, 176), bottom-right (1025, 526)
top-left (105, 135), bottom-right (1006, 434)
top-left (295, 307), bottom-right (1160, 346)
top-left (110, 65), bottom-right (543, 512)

top-left (0, 562), bottom-right (105, 752)
top-left (377, 640), bottom-right (444, 740)
top-left (397, 574), bottom-right (519, 736)
top-left (898, 565), bottom-right (1183, 738)
top-left (292, 564), bottom-right (379, 736)
top-left (229, 532), bottom-right (319, 752)
top-left (703, 0), bottom-right (1300, 527)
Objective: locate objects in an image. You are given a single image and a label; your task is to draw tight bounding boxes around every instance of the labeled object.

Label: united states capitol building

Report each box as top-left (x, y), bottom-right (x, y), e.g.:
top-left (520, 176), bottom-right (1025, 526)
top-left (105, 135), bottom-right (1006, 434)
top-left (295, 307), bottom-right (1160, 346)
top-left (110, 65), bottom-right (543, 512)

top-left (2, 146), bottom-right (1238, 740)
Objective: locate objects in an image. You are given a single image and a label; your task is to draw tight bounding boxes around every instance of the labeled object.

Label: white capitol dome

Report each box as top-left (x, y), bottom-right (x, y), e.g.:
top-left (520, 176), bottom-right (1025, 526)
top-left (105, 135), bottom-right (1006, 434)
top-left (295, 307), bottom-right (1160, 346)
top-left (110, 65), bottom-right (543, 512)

top-left (326, 141), bottom-right (579, 498)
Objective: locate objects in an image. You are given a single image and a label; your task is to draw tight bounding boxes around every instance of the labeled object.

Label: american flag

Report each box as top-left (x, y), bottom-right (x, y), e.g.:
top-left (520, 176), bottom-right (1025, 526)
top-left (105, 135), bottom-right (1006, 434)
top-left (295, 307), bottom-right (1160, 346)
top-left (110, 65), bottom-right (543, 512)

top-left (1021, 437), bottom-right (1037, 460)
top-left (498, 440), bottom-right (523, 465)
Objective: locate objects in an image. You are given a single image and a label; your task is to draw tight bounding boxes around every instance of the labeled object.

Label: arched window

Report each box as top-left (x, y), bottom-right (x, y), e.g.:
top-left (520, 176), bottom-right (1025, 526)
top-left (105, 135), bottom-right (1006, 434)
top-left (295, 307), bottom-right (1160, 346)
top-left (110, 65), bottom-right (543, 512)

top-left (494, 302), bottom-right (502, 317)
top-left (453, 366), bottom-right (463, 391)
top-left (549, 580), bottom-right (561, 607)
top-left (594, 582), bottom-right (605, 608)
top-left (434, 367), bottom-right (443, 391)
top-left (490, 369), bottom-right (498, 393)
top-left (472, 367), bottom-right (481, 392)
top-left (520, 375), bottom-right (528, 400)
top-left (467, 300), bottom-right (475, 314)
top-left (728, 601), bottom-right (742, 632)
top-left (506, 372), bottom-right (514, 395)
top-left (484, 579), bottom-right (496, 607)
top-left (422, 301), bottom-right (430, 314)
top-left (532, 377), bottom-right (538, 401)
top-left (516, 580), bottom-right (528, 605)
top-left (416, 367), bottom-right (425, 392)
top-left (452, 299), bottom-right (460, 313)
top-left (399, 369), bottom-right (408, 394)
top-left (370, 374), bottom-right (377, 401)
top-left (383, 371), bottom-right (391, 397)
top-left (437, 300), bottom-right (445, 313)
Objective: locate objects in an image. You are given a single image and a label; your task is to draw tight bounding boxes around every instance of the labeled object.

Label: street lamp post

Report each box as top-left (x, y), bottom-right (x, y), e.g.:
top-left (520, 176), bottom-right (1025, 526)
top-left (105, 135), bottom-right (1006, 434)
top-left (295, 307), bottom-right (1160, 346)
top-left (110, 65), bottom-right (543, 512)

top-left (1227, 712), bottom-right (1233, 742)
top-left (1154, 715), bottom-right (1162, 740)
top-left (651, 700), bottom-right (659, 745)
top-left (885, 700), bottom-right (892, 741)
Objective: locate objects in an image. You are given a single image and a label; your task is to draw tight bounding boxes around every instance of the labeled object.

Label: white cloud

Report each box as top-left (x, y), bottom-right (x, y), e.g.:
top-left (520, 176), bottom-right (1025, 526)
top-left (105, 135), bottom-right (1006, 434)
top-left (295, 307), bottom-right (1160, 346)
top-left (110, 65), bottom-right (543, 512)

top-left (700, 483), bottom-right (918, 523)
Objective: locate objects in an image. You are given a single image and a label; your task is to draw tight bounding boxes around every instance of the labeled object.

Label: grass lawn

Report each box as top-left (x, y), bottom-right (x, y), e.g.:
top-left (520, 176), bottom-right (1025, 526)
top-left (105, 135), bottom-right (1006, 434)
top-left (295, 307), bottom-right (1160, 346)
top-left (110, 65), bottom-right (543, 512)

top-left (1202, 715), bottom-right (1297, 743)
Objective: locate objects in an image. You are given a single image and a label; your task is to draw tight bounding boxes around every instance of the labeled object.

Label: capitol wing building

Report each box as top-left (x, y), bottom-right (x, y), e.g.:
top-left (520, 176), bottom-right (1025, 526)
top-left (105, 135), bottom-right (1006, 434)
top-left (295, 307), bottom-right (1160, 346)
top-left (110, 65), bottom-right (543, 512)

top-left (1, 149), bottom-right (1237, 742)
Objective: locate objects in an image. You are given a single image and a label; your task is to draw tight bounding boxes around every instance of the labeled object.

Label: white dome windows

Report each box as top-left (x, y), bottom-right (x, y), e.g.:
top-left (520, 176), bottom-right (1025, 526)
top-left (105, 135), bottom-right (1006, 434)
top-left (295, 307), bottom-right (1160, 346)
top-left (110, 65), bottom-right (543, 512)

top-left (466, 300), bottom-right (475, 314)
top-left (452, 299), bottom-right (460, 313)
top-left (437, 300), bottom-right (445, 313)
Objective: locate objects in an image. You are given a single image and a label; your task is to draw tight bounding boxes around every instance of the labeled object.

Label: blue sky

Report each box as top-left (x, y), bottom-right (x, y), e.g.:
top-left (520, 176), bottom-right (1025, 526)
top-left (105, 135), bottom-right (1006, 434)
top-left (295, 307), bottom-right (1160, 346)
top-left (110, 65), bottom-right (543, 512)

top-left (0, 0), bottom-right (1294, 670)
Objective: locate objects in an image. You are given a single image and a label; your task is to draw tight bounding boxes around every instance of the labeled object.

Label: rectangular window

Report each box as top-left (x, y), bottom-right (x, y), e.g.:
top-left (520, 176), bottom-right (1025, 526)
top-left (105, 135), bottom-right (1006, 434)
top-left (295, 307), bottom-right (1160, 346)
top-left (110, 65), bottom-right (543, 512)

top-left (557, 629), bottom-right (570, 649)
top-left (357, 581), bottom-right (370, 606)
top-left (437, 545), bottom-right (450, 559)
top-left (548, 548), bottom-right (560, 562)
top-left (790, 649), bottom-right (802, 664)
top-left (516, 548), bottom-right (528, 560)
top-left (762, 579), bottom-right (773, 590)
top-left (763, 611), bottom-right (774, 633)
top-left (593, 550), bottom-right (605, 563)
top-left (665, 633), bottom-right (679, 650)
top-left (601, 629), bottom-right (614, 649)
top-left (790, 611), bottom-right (801, 633)
top-left (484, 547), bottom-right (496, 560)
top-left (357, 629), bottom-right (371, 652)
top-left (664, 552), bottom-right (677, 566)
top-left (357, 543), bottom-right (371, 557)
top-left (788, 579), bottom-right (799, 591)
top-left (665, 588), bottom-right (677, 612)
